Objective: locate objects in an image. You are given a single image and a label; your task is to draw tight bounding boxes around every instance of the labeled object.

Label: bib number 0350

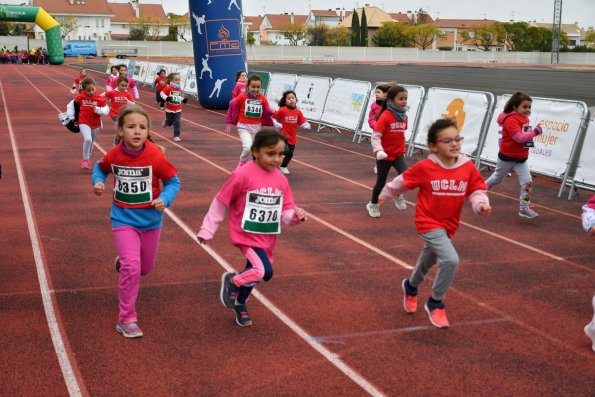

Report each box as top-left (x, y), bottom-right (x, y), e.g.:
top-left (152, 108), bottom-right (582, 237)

top-left (112, 165), bottom-right (153, 205)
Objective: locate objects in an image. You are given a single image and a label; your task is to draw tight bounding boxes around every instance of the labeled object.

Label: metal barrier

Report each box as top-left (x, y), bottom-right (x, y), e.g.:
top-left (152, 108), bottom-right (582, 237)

top-left (564, 112), bottom-right (594, 198)
top-left (265, 72), bottom-right (297, 106)
top-left (318, 78), bottom-right (371, 134)
top-left (293, 75), bottom-right (332, 124)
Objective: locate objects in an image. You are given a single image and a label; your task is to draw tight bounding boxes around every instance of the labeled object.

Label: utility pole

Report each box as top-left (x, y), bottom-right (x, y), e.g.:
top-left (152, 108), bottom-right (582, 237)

top-left (551, 0), bottom-right (562, 64)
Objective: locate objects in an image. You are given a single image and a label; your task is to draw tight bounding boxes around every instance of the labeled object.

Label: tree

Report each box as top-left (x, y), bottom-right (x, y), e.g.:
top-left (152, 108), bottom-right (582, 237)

top-left (128, 16), bottom-right (162, 41)
top-left (410, 8), bottom-right (432, 25)
top-left (60, 16), bottom-right (79, 40)
top-left (281, 23), bottom-right (306, 46)
top-left (169, 14), bottom-right (191, 42)
top-left (461, 23), bottom-right (504, 51)
top-left (350, 9), bottom-right (360, 46)
top-left (501, 22), bottom-right (531, 51)
top-left (247, 31), bottom-right (255, 46)
top-left (306, 23), bottom-right (329, 46)
top-left (407, 24), bottom-right (442, 50)
top-left (0, 22), bottom-right (10, 36)
top-left (372, 22), bottom-right (410, 47)
top-left (324, 26), bottom-right (351, 46)
top-left (360, 8), bottom-right (368, 47)
top-left (584, 30), bottom-right (595, 47)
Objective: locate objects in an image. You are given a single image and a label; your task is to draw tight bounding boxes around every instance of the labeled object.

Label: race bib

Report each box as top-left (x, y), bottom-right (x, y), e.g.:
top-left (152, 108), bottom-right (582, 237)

top-left (244, 99), bottom-right (263, 118)
top-left (112, 165), bottom-right (153, 205)
top-left (241, 191), bottom-right (282, 234)
top-left (169, 91), bottom-right (183, 105)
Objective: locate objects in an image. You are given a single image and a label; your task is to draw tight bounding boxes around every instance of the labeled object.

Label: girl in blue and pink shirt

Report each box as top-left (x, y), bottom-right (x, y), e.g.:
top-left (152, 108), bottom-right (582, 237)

top-left (197, 127), bottom-right (307, 327)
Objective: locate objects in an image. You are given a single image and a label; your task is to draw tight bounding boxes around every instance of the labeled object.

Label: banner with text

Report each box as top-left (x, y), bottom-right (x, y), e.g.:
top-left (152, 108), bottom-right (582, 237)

top-left (266, 73), bottom-right (297, 107)
top-left (319, 78), bottom-right (370, 131)
top-left (294, 75), bottom-right (332, 122)
top-left (182, 66), bottom-right (198, 96)
top-left (480, 95), bottom-right (588, 178)
top-left (413, 88), bottom-right (493, 157)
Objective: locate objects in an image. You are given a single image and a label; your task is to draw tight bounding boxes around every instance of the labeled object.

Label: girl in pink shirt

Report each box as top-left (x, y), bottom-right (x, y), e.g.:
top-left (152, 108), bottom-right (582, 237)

top-left (197, 127), bottom-right (307, 327)
top-left (231, 70), bottom-right (247, 98)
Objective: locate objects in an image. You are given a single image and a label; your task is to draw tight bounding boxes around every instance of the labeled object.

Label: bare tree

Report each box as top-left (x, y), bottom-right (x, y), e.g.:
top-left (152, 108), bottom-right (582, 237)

top-left (169, 14), bottom-right (191, 41)
top-left (128, 16), bottom-right (162, 41)
top-left (281, 23), bottom-right (306, 46)
top-left (60, 16), bottom-right (79, 39)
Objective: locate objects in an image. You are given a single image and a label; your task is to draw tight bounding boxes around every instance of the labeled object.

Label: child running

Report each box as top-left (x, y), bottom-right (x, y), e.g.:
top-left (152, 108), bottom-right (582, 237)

top-left (92, 105), bottom-right (180, 338)
top-left (378, 118), bottom-right (491, 329)
top-left (71, 68), bottom-right (87, 94)
top-left (197, 127), bottom-right (307, 327)
top-left (368, 84), bottom-right (393, 174)
top-left (582, 195), bottom-right (595, 351)
top-left (153, 69), bottom-right (167, 110)
top-left (105, 65), bottom-right (119, 92)
top-left (226, 75), bottom-right (275, 170)
top-left (367, 85), bottom-right (409, 217)
top-left (75, 77), bottom-right (109, 170)
top-left (113, 64), bottom-right (139, 99)
top-left (102, 76), bottom-right (135, 145)
top-left (160, 72), bottom-right (188, 143)
top-left (271, 90), bottom-right (311, 175)
top-left (231, 70), bottom-right (247, 98)
top-left (485, 92), bottom-right (543, 219)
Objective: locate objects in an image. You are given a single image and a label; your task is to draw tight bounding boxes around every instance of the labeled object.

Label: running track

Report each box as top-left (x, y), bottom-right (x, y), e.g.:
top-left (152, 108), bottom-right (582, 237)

top-left (0, 64), bottom-right (594, 396)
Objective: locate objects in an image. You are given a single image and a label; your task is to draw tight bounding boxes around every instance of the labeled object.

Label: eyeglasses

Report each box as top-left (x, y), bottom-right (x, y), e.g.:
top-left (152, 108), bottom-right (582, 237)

top-left (436, 136), bottom-right (464, 145)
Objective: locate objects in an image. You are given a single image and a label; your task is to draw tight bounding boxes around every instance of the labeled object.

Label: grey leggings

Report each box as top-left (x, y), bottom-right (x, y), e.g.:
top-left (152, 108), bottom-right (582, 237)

top-left (79, 124), bottom-right (100, 160)
top-left (485, 158), bottom-right (533, 207)
top-left (409, 228), bottom-right (460, 302)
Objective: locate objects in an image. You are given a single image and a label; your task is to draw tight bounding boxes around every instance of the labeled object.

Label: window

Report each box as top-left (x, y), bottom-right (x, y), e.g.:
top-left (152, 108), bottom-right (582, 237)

top-left (96, 19), bottom-right (99, 27)
top-left (101, 19), bottom-right (105, 28)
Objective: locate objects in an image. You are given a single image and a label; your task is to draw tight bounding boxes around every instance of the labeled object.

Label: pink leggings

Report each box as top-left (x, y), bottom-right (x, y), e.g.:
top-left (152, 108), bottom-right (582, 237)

top-left (112, 226), bottom-right (162, 323)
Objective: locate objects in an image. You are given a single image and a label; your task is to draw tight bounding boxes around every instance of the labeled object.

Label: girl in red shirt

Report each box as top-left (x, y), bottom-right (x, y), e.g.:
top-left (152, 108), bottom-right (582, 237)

top-left (379, 118), bottom-right (491, 329)
top-left (71, 68), bottom-right (87, 94)
top-left (160, 72), bottom-right (188, 143)
top-left (103, 76), bottom-right (135, 145)
top-left (272, 90), bottom-right (310, 175)
top-left (75, 77), bottom-right (109, 169)
top-left (153, 69), bottom-right (167, 110)
top-left (485, 92), bottom-right (543, 219)
top-left (367, 85), bottom-right (409, 218)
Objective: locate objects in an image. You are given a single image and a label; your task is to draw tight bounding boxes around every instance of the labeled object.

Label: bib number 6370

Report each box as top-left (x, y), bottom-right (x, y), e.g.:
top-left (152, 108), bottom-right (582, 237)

top-left (249, 208), bottom-right (278, 222)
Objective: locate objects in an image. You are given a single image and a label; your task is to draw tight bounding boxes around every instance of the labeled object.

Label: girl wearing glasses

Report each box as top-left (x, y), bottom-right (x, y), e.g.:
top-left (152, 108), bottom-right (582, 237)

top-left (378, 118), bottom-right (491, 329)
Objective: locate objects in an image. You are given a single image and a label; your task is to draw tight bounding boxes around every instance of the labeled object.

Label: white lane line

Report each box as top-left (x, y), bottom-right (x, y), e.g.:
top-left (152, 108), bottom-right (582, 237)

top-left (0, 78), bottom-right (83, 396)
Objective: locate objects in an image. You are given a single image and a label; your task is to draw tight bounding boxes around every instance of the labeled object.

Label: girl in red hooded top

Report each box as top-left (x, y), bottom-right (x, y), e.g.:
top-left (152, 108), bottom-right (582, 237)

top-left (485, 92), bottom-right (543, 219)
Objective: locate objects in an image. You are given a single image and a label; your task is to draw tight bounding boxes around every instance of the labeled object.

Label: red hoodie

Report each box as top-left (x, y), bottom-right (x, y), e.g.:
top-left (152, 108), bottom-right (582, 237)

top-left (498, 112), bottom-right (538, 160)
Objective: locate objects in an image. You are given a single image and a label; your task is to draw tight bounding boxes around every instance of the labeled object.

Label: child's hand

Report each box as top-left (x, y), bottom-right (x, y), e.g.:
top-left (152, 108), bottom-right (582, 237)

top-left (295, 207), bottom-right (307, 222)
top-left (377, 194), bottom-right (387, 206)
top-left (480, 204), bottom-right (492, 215)
top-left (93, 182), bottom-right (105, 196)
top-left (93, 106), bottom-right (101, 114)
top-left (533, 124), bottom-right (543, 135)
top-left (376, 150), bottom-right (388, 160)
top-left (182, 96), bottom-right (188, 104)
top-left (152, 198), bottom-right (165, 211)
top-left (225, 124), bottom-right (232, 134)
top-left (197, 236), bottom-right (209, 245)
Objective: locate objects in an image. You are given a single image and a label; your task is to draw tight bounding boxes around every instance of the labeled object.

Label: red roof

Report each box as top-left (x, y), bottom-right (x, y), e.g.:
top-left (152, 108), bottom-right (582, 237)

top-left (264, 14), bottom-right (308, 30)
top-left (33, 0), bottom-right (113, 15)
top-left (108, 2), bottom-right (167, 24)
top-left (311, 10), bottom-right (339, 17)
top-left (108, 3), bottom-right (134, 23)
top-left (389, 13), bottom-right (410, 23)
top-left (431, 19), bottom-right (498, 28)
top-left (243, 16), bottom-right (264, 31)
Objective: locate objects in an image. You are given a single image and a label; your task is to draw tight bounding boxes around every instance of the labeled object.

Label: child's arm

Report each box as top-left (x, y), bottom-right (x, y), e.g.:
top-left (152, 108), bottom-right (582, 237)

top-left (197, 197), bottom-right (227, 244)
top-left (152, 175), bottom-right (180, 211)
top-left (94, 103), bottom-right (110, 116)
top-left (371, 132), bottom-right (387, 159)
top-left (281, 207), bottom-right (307, 225)
top-left (367, 106), bottom-right (377, 129)
top-left (379, 174), bottom-right (409, 204)
top-left (511, 124), bottom-right (543, 144)
top-left (92, 161), bottom-right (109, 196)
top-left (582, 204), bottom-right (595, 237)
top-left (468, 190), bottom-right (492, 215)
top-left (131, 85), bottom-right (139, 99)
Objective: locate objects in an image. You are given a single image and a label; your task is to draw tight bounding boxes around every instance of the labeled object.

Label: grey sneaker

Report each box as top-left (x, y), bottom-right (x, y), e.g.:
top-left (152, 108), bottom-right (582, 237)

top-left (519, 206), bottom-right (539, 219)
top-left (116, 321), bottom-right (143, 338)
top-left (394, 195), bottom-right (407, 210)
top-left (366, 201), bottom-right (381, 218)
top-left (233, 303), bottom-right (253, 327)
top-left (220, 272), bottom-right (239, 308)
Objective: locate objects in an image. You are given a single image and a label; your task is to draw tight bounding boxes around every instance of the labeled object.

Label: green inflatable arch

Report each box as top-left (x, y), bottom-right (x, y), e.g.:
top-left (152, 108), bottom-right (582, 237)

top-left (0, 5), bottom-right (64, 64)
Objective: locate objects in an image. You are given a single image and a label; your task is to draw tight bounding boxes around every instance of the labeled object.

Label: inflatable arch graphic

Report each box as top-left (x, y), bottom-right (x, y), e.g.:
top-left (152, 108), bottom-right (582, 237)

top-left (188, 0), bottom-right (247, 109)
top-left (0, 5), bottom-right (64, 65)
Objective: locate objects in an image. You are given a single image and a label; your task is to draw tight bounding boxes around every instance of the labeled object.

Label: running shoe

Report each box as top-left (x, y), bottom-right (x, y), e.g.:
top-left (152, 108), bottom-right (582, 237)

top-left (519, 206), bottom-right (539, 219)
top-left (220, 272), bottom-right (239, 308)
top-left (116, 321), bottom-right (143, 338)
top-left (424, 302), bottom-right (449, 329)
top-left (366, 202), bottom-right (381, 218)
top-left (402, 279), bottom-right (418, 313)
top-left (394, 195), bottom-right (407, 210)
top-left (233, 303), bottom-right (252, 327)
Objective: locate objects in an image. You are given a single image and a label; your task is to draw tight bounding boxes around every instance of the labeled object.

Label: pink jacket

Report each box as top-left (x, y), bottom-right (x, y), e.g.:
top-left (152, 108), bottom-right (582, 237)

top-left (368, 101), bottom-right (382, 129)
top-left (231, 77), bottom-right (247, 98)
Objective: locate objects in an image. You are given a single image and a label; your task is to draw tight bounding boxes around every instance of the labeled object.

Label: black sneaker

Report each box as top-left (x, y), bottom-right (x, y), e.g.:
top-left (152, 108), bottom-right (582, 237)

top-left (233, 303), bottom-right (253, 327)
top-left (220, 272), bottom-right (239, 308)
top-left (114, 256), bottom-right (120, 273)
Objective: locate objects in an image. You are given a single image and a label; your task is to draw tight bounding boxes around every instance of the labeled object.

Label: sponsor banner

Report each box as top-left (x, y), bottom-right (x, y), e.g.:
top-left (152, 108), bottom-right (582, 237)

top-left (414, 88), bottom-right (492, 157)
top-left (481, 95), bottom-right (588, 178)
top-left (294, 76), bottom-right (332, 121)
top-left (573, 115), bottom-right (595, 188)
top-left (182, 66), bottom-right (198, 95)
top-left (132, 61), bottom-right (148, 82)
top-left (266, 73), bottom-right (297, 106)
top-left (359, 83), bottom-right (424, 142)
top-left (320, 79), bottom-right (370, 130)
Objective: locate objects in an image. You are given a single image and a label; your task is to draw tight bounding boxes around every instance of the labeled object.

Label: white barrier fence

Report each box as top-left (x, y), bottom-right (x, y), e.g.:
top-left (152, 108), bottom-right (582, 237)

top-left (104, 58), bottom-right (594, 198)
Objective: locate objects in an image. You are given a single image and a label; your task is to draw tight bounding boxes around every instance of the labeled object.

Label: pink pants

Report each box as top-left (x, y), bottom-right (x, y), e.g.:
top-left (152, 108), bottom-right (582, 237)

top-left (112, 226), bottom-right (161, 324)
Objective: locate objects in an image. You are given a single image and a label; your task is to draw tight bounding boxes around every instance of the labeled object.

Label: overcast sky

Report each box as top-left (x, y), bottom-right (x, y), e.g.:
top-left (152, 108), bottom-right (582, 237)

top-left (1, 1), bottom-right (593, 29)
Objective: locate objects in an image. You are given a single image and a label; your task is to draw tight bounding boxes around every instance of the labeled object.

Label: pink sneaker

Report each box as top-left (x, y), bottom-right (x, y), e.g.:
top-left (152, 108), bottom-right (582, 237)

top-left (424, 303), bottom-right (449, 329)
top-left (80, 159), bottom-right (91, 170)
top-left (401, 279), bottom-right (417, 313)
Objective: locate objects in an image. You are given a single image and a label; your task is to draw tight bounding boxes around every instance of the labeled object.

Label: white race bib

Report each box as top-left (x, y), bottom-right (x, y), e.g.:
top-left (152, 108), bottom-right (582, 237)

top-left (112, 165), bottom-right (153, 205)
top-left (241, 191), bottom-right (282, 234)
top-left (244, 99), bottom-right (263, 118)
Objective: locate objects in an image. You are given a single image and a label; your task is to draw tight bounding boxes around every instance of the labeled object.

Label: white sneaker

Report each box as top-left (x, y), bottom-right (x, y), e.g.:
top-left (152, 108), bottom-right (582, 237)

top-left (585, 322), bottom-right (595, 352)
top-left (519, 205), bottom-right (538, 219)
top-left (373, 165), bottom-right (378, 174)
top-left (280, 167), bottom-right (290, 175)
top-left (366, 201), bottom-right (381, 218)
top-left (394, 195), bottom-right (407, 210)
top-left (173, 136), bottom-right (182, 142)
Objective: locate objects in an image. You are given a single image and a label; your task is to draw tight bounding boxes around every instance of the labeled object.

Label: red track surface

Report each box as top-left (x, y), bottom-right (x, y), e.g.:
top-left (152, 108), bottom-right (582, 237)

top-left (1, 64), bottom-right (594, 396)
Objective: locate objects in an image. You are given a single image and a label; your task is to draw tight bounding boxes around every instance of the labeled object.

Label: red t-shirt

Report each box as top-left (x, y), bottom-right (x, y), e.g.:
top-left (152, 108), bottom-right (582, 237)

top-left (235, 92), bottom-right (270, 125)
top-left (75, 92), bottom-right (107, 129)
top-left (97, 141), bottom-right (177, 209)
top-left (373, 111), bottom-right (407, 160)
top-left (272, 106), bottom-right (307, 145)
top-left (161, 85), bottom-right (184, 113)
top-left (403, 159), bottom-right (487, 238)
top-left (73, 76), bottom-right (85, 92)
top-left (104, 89), bottom-right (134, 118)
top-left (154, 76), bottom-right (167, 92)
top-left (499, 113), bottom-right (531, 159)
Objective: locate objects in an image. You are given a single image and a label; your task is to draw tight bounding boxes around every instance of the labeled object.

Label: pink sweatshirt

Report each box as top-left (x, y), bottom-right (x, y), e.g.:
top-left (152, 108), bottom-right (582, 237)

top-left (231, 77), bottom-right (247, 98)
top-left (367, 101), bottom-right (382, 129)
